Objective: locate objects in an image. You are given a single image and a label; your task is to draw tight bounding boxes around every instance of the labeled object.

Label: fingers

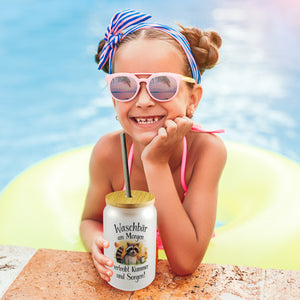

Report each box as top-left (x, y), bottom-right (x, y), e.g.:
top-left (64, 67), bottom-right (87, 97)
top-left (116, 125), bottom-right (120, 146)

top-left (92, 237), bottom-right (114, 282)
top-left (142, 116), bottom-right (193, 163)
top-left (94, 259), bottom-right (113, 282)
top-left (157, 127), bottom-right (167, 138)
top-left (95, 236), bottom-right (109, 250)
top-left (165, 117), bottom-right (193, 137)
top-left (177, 116), bottom-right (194, 131)
top-left (156, 117), bottom-right (193, 145)
top-left (165, 119), bottom-right (177, 136)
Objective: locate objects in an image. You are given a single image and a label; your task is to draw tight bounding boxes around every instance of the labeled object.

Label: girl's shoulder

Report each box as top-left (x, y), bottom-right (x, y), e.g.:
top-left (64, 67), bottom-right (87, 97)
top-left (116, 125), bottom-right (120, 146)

top-left (188, 130), bottom-right (227, 164)
top-left (94, 130), bottom-right (123, 147)
top-left (91, 130), bottom-right (123, 165)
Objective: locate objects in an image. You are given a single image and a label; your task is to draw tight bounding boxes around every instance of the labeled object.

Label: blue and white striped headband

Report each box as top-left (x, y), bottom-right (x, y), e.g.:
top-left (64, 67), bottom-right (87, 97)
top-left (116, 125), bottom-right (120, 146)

top-left (98, 9), bottom-right (201, 84)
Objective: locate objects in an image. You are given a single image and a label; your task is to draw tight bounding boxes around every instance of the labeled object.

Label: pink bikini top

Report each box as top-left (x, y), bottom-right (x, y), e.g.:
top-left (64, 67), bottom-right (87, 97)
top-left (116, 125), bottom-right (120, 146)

top-left (122, 125), bottom-right (224, 194)
top-left (122, 125), bottom-right (224, 250)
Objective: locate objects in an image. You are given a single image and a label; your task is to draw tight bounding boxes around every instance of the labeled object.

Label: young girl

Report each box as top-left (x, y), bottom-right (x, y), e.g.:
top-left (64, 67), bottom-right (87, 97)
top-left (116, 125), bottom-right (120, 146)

top-left (80, 9), bottom-right (226, 281)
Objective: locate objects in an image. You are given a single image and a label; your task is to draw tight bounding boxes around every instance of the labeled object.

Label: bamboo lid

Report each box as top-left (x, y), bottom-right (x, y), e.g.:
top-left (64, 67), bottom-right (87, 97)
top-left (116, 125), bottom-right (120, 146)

top-left (105, 190), bottom-right (155, 208)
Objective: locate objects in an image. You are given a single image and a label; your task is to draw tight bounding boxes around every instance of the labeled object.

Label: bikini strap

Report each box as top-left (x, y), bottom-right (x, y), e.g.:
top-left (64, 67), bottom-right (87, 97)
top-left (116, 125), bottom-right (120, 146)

top-left (181, 137), bottom-right (188, 196)
top-left (180, 125), bottom-right (225, 196)
top-left (191, 124), bottom-right (225, 134)
top-left (123, 125), bottom-right (224, 192)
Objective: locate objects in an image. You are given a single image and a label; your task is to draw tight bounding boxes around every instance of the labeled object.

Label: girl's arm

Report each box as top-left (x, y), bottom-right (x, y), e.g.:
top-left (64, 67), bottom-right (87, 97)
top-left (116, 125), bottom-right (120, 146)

top-left (80, 135), bottom-right (117, 282)
top-left (142, 120), bottom-right (227, 275)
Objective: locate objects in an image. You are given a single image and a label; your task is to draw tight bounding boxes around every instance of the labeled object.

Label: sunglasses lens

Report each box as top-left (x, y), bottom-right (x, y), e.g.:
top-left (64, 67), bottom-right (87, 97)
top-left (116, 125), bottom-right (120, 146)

top-left (149, 75), bottom-right (178, 101)
top-left (110, 76), bottom-right (137, 101)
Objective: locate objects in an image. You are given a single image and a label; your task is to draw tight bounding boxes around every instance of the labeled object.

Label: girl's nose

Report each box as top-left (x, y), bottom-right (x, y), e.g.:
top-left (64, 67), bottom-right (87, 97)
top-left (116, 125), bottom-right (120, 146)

top-left (135, 83), bottom-right (155, 108)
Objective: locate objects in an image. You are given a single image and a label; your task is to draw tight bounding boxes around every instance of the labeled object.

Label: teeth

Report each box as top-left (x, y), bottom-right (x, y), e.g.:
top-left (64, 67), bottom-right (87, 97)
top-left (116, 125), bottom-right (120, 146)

top-left (135, 117), bottom-right (160, 124)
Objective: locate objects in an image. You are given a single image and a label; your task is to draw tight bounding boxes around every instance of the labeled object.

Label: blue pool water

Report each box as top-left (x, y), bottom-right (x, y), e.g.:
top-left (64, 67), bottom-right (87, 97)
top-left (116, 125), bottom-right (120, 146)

top-left (0, 0), bottom-right (299, 191)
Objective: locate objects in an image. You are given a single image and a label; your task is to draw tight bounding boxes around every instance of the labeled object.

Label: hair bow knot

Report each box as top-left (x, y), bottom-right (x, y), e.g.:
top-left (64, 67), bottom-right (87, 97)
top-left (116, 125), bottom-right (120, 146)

top-left (105, 32), bottom-right (122, 47)
top-left (98, 9), bottom-right (151, 73)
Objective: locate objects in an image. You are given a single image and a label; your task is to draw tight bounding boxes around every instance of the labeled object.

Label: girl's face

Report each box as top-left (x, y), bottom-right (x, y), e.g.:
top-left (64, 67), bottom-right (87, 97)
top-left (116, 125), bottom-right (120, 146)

top-left (112, 39), bottom-right (202, 145)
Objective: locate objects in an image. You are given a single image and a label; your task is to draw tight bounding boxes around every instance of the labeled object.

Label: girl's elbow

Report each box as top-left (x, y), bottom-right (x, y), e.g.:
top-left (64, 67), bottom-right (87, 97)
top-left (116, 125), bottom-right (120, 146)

top-left (171, 264), bottom-right (199, 276)
top-left (170, 256), bottom-right (203, 276)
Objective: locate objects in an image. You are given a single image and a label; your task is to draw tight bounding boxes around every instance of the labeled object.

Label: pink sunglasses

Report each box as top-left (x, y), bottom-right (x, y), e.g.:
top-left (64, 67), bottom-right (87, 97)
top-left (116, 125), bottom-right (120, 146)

top-left (105, 72), bottom-right (196, 102)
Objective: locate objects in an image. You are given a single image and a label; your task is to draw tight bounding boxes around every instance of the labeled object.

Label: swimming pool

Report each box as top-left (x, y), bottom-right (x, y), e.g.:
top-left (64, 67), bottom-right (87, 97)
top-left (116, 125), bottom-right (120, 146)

top-left (0, 0), bottom-right (299, 191)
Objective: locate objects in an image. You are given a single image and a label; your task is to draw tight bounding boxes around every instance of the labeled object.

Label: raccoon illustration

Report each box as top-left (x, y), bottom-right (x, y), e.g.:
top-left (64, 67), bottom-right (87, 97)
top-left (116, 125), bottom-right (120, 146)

top-left (116, 242), bottom-right (142, 265)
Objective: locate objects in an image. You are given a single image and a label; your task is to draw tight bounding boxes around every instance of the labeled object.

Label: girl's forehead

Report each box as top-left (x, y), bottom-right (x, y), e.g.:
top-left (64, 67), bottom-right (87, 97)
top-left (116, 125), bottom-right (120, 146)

top-left (113, 39), bottom-right (186, 74)
top-left (117, 39), bottom-right (179, 55)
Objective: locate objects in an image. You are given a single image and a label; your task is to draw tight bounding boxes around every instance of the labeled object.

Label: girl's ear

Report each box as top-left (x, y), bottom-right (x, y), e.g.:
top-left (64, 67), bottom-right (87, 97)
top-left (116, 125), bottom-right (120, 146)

top-left (112, 98), bottom-right (119, 119)
top-left (187, 84), bottom-right (202, 118)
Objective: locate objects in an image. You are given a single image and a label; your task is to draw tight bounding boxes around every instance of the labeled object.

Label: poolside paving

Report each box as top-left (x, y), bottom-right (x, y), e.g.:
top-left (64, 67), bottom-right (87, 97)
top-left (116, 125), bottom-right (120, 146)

top-left (1, 247), bottom-right (300, 299)
top-left (0, 245), bottom-right (36, 298)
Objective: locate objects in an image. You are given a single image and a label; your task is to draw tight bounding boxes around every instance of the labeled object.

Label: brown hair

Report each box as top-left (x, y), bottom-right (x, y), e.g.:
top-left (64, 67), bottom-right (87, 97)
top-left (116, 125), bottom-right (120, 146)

top-left (95, 25), bottom-right (222, 76)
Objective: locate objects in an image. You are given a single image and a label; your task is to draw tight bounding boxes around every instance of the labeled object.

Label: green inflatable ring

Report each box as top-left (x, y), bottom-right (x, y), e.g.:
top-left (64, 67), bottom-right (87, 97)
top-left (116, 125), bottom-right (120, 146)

top-left (0, 142), bottom-right (299, 270)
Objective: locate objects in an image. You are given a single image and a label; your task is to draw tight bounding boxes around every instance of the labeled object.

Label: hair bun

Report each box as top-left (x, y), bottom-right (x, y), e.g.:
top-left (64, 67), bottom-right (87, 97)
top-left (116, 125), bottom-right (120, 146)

top-left (95, 39), bottom-right (110, 73)
top-left (179, 26), bottom-right (222, 74)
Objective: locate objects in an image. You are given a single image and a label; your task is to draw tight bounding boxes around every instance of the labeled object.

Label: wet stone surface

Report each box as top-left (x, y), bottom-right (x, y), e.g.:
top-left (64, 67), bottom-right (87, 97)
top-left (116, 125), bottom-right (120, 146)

top-left (1, 248), bottom-right (300, 299)
top-left (0, 245), bottom-right (36, 298)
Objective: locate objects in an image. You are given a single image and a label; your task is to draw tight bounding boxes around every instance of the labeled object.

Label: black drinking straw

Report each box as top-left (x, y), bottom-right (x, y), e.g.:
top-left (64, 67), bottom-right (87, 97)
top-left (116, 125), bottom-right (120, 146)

top-left (120, 132), bottom-right (132, 198)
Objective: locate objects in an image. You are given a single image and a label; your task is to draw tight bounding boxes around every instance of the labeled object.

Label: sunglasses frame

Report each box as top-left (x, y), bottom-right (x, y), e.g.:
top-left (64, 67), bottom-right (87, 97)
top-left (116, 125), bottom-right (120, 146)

top-left (105, 72), bottom-right (196, 102)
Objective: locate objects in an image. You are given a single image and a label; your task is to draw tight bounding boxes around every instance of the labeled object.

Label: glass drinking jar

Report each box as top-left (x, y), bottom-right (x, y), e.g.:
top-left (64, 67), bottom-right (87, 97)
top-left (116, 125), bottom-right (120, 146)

top-left (103, 190), bottom-right (157, 291)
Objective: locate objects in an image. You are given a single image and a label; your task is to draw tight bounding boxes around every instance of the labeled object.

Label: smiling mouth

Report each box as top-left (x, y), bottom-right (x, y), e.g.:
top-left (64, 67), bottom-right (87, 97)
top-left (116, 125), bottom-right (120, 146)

top-left (133, 116), bottom-right (164, 125)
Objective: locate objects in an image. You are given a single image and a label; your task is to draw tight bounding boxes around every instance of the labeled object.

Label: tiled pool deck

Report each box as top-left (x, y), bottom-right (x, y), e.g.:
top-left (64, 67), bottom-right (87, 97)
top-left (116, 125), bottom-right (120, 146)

top-left (1, 245), bottom-right (300, 299)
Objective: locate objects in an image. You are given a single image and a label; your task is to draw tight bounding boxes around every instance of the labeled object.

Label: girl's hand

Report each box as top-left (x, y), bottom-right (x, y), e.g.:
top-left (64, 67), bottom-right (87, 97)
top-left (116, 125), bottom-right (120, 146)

top-left (141, 116), bottom-right (193, 164)
top-left (91, 236), bottom-right (114, 282)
